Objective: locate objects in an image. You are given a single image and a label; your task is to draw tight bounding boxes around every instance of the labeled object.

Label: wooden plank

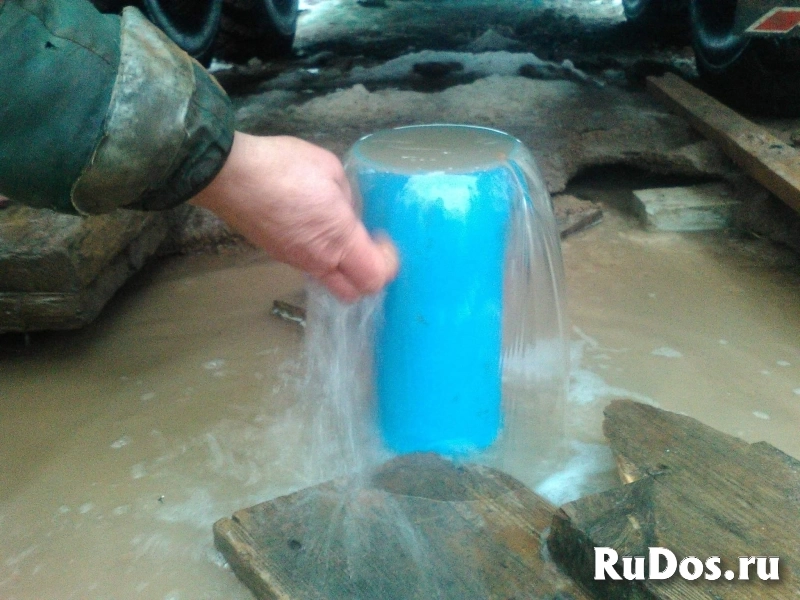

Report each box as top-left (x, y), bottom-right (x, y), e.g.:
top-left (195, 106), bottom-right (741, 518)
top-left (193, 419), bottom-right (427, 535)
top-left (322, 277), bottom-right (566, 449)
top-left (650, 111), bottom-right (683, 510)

top-left (602, 399), bottom-right (748, 484)
top-left (632, 183), bottom-right (739, 232)
top-left (214, 453), bottom-right (590, 600)
top-left (647, 73), bottom-right (800, 215)
top-left (0, 206), bottom-right (167, 332)
top-left (548, 400), bottom-right (800, 599)
top-left (553, 194), bottom-right (604, 239)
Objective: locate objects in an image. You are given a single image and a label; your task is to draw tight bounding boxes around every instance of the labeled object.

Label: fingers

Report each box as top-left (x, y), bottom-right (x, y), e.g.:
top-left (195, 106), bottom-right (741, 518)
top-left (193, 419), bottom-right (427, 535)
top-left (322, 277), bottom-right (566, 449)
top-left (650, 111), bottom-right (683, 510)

top-left (316, 229), bottom-right (399, 303)
top-left (375, 237), bottom-right (400, 280)
top-left (335, 166), bottom-right (354, 207)
top-left (336, 225), bottom-right (399, 296)
top-left (318, 270), bottom-right (362, 303)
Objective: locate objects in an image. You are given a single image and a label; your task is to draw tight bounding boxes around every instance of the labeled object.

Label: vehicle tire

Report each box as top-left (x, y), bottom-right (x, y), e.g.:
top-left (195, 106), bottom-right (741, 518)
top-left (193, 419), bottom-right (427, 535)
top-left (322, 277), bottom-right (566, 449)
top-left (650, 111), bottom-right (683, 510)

top-left (691, 0), bottom-right (800, 116)
top-left (623, 0), bottom-right (689, 39)
top-left (90, 0), bottom-right (129, 12)
top-left (622, 0), bottom-right (664, 25)
top-left (215, 0), bottom-right (299, 63)
top-left (140, 0), bottom-right (222, 65)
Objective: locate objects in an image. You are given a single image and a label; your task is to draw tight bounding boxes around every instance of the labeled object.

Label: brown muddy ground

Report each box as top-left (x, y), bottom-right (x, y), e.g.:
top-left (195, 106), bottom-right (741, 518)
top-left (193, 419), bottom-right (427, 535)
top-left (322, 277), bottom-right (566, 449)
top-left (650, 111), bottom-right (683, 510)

top-left (3, 1), bottom-right (800, 599)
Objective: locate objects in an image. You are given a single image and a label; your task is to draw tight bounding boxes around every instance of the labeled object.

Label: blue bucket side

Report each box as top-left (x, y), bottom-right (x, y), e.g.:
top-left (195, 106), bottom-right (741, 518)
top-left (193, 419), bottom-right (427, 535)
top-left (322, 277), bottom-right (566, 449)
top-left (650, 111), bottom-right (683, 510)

top-left (359, 167), bottom-right (513, 454)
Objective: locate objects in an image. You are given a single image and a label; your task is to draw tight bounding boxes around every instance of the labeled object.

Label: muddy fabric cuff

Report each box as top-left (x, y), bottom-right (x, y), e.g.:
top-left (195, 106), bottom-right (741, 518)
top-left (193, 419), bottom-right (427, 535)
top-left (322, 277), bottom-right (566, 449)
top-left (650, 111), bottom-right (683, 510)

top-left (0, 0), bottom-right (120, 214)
top-left (71, 6), bottom-right (234, 215)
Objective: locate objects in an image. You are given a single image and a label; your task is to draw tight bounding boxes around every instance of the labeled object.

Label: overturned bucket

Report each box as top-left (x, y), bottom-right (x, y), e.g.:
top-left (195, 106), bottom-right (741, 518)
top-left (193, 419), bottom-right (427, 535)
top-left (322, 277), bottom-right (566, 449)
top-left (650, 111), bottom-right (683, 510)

top-left (347, 125), bottom-right (568, 458)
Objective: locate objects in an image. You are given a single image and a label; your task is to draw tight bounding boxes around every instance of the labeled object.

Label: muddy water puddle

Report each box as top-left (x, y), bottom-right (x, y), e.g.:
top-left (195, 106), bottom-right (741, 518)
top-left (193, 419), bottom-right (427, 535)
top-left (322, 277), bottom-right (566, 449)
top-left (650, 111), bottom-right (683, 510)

top-left (564, 170), bottom-right (800, 456)
top-left (3, 176), bottom-right (800, 598)
top-left (2, 254), bottom-right (308, 600)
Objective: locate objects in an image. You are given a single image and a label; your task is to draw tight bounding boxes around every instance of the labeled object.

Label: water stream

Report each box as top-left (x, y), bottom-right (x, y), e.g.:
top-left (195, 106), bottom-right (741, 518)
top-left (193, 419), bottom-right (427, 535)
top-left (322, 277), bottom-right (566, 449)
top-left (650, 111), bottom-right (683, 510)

top-left (260, 125), bottom-right (577, 597)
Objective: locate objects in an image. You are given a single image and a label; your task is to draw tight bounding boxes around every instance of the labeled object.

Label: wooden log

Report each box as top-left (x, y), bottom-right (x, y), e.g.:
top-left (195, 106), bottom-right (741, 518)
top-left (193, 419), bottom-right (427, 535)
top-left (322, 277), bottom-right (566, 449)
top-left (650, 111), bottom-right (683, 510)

top-left (214, 453), bottom-right (590, 600)
top-left (647, 73), bottom-right (800, 215)
top-left (548, 400), bottom-right (800, 599)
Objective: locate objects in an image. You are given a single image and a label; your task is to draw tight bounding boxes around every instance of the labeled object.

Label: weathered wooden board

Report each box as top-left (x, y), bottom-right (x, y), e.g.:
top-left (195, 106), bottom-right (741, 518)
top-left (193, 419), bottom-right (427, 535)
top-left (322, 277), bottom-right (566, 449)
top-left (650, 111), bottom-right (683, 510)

top-left (647, 73), bottom-right (800, 215)
top-left (632, 183), bottom-right (739, 232)
top-left (553, 194), bottom-right (603, 239)
top-left (0, 205), bottom-right (167, 332)
top-left (270, 289), bottom-right (307, 328)
top-left (548, 400), bottom-right (800, 599)
top-left (214, 453), bottom-right (590, 600)
top-left (603, 399), bottom-right (750, 485)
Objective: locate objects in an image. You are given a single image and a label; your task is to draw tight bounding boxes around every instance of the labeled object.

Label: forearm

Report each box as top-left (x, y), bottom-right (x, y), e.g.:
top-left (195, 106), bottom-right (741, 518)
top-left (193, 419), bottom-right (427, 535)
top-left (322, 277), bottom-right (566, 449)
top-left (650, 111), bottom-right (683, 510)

top-left (0, 0), bottom-right (234, 215)
top-left (0, 0), bottom-right (119, 213)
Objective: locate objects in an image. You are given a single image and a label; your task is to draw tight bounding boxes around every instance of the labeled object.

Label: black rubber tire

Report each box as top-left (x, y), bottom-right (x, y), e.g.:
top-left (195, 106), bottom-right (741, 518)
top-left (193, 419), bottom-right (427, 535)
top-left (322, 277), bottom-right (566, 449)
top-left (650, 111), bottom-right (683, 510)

top-left (623, 0), bottom-right (689, 40)
top-left (691, 0), bottom-right (800, 116)
top-left (622, 0), bottom-right (664, 25)
top-left (215, 0), bottom-right (299, 62)
top-left (89, 0), bottom-right (129, 12)
top-left (141, 0), bottom-right (222, 65)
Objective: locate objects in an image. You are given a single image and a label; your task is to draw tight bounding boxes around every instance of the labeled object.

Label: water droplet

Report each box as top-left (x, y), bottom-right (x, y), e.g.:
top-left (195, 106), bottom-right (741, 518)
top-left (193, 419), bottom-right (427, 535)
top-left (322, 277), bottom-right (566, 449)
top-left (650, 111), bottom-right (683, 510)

top-left (651, 347), bottom-right (682, 358)
top-left (130, 463), bottom-right (146, 479)
top-left (110, 436), bottom-right (130, 449)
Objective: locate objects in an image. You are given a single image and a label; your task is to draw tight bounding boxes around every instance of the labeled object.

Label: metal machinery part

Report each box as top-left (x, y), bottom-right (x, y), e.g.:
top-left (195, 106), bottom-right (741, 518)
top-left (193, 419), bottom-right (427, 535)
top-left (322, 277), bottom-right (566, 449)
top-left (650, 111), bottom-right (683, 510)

top-left (90, 0), bottom-right (299, 63)
top-left (140, 0), bottom-right (223, 65)
top-left (214, 0), bottom-right (299, 62)
top-left (622, 0), bottom-right (689, 32)
top-left (692, 0), bottom-right (800, 115)
top-left (625, 0), bottom-right (800, 115)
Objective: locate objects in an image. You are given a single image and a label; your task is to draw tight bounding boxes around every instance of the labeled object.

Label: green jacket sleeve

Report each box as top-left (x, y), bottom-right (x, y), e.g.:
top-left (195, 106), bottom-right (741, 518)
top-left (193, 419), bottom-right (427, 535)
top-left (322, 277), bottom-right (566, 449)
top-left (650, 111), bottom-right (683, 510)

top-left (0, 0), bottom-right (234, 215)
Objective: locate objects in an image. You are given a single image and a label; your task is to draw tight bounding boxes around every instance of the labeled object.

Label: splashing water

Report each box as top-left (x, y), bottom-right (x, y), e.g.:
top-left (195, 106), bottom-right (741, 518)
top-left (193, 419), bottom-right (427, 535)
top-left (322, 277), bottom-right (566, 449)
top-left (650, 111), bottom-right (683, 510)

top-left (297, 285), bottom-right (390, 484)
top-left (272, 126), bottom-right (572, 597)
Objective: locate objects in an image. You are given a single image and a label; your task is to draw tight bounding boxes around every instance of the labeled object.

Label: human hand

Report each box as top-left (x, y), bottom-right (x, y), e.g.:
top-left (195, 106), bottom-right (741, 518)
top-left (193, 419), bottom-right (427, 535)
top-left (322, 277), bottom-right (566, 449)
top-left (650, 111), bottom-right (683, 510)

top-left (191, 132), bottom-right (399, 301)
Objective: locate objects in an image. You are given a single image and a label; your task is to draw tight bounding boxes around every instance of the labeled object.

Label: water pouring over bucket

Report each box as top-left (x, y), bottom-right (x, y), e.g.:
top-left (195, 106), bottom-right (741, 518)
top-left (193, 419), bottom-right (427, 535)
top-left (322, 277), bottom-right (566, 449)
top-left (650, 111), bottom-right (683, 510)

top-left (346, 125), bottom-right (569, 463)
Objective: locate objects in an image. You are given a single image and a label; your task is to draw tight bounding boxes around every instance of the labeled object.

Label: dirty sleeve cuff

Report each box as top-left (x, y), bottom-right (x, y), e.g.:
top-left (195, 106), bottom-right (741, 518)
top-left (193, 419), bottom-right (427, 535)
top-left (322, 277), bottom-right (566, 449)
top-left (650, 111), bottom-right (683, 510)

top-left (71, 6), bottom-right (234, 215)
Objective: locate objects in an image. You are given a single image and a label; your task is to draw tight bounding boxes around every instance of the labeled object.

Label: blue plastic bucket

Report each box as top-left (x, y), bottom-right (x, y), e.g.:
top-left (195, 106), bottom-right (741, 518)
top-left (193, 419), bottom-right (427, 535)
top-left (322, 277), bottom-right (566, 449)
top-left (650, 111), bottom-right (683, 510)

top-left (351, 125), bottom-right (520, 454)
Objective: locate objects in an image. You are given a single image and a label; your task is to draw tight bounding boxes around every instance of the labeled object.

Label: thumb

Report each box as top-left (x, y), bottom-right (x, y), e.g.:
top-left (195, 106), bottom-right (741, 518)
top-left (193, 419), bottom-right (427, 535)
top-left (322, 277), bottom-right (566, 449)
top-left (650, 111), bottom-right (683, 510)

top-left (336, 227), bottom-right (399, 297)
